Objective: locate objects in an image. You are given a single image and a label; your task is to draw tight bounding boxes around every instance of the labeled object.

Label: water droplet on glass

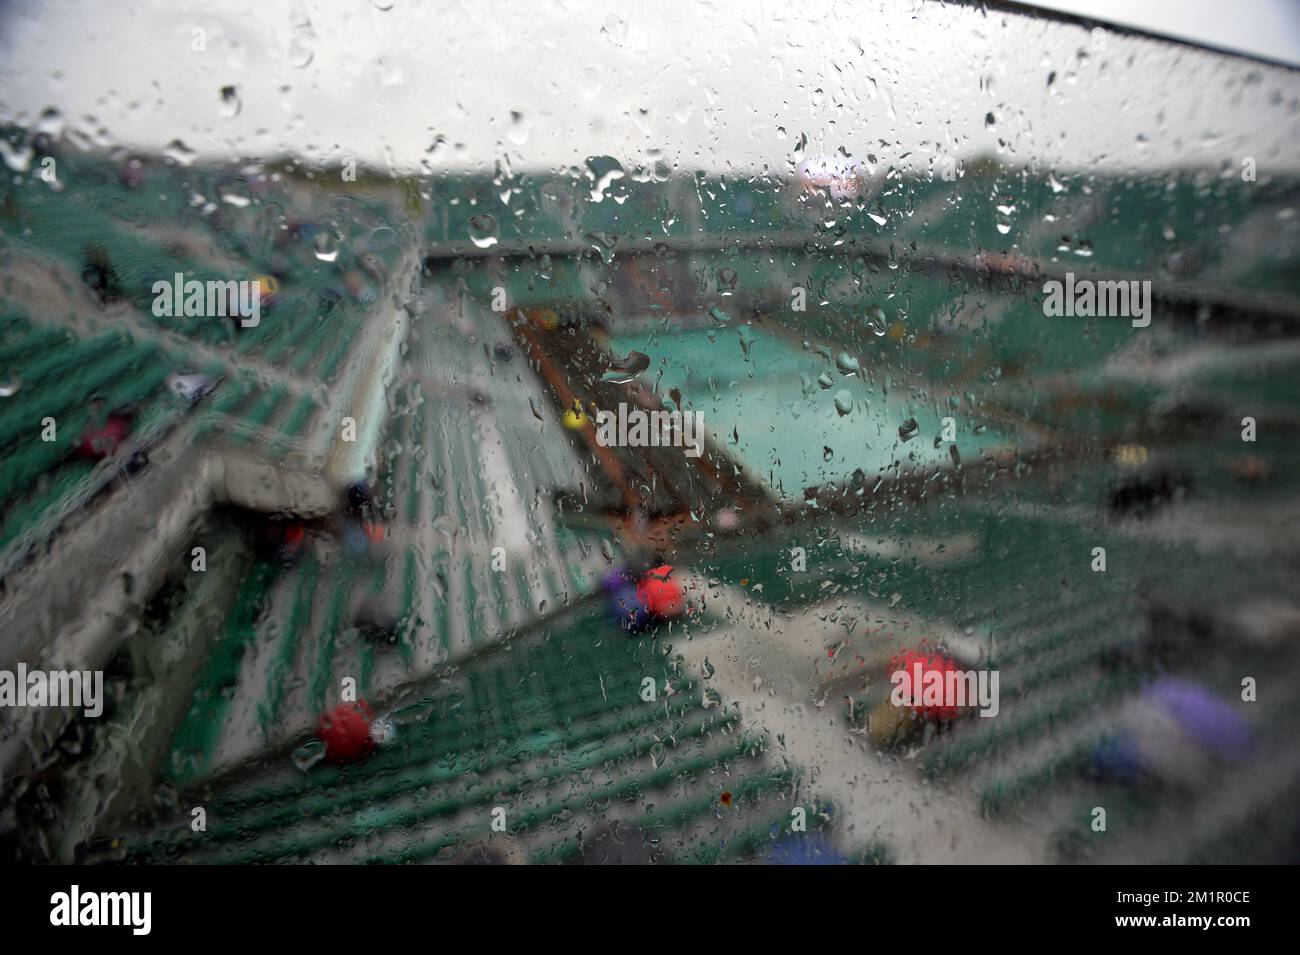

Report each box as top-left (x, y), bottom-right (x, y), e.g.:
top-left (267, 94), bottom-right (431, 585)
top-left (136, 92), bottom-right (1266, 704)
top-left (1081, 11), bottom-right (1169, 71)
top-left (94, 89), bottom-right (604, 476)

top-left (601, 14), bottom-right (628, 46)
top-left (0, 140), bottom-right (33, 172)
top-left (603, 350), bottom-right (650, 384)
top-left (313, 228), bottom-right (344, 261)
top-left (587, 156), bottom-right (626, 203)
top-left (369, 716), bottom-right (396, 746)
top-left (996, 203), bottom-right (1017, 236)
top-left (219, 85), bottom-right (241, 118)
top-left (288, 9), bottom-right (317, 68)
top-left (425, 134), bottom-right (448, 158)
top-left (584, 230), bottom-right (617, 263)
top-left (506, 110), bottom-right (531, 146)
top-left (834, 390), bottom-right (853, 416)
top-left (163, 139), bottom-right (196, 167)
top-left (292, 739), bottom-right (326, 773)
top-left (468, 213), bottom-right (499, 248)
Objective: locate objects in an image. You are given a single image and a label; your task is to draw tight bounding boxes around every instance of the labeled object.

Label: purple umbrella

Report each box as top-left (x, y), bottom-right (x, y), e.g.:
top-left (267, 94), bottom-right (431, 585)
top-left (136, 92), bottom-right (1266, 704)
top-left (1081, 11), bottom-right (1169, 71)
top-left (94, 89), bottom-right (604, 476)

top-left (1148, 678), bottom-right (1251, 758)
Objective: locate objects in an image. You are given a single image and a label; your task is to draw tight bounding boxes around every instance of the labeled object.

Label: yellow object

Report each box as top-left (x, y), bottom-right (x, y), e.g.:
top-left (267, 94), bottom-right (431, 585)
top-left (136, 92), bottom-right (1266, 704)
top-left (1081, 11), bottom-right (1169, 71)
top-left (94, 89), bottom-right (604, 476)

top-left (253, 274), bottom-right (280, 296)
top-left (1112, 443), bottom-right (1150, 467)
top-left (561, 401), bottom-right (588, 430)
top-left (532, 308), bottom-right (560, 331)
top-left (869, 697), bottom-right (922, 748)
top-left (887, 321), bottom-right (906, 342)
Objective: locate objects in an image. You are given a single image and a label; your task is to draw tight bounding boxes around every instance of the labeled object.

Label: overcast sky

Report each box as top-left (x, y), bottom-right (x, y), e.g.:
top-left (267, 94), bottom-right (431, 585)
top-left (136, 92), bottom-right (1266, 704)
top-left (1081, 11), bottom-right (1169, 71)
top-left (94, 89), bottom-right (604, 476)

top-left (2, 0), bottom-right (1298, 176)
top-left (1030, 0), bottom-right (1300, 66)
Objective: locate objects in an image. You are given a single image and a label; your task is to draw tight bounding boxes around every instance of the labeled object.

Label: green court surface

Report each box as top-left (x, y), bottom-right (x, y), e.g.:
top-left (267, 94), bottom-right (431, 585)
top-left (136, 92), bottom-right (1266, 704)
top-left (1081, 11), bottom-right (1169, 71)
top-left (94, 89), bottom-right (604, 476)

top-left (607, 321), bottom-right (1020, 499)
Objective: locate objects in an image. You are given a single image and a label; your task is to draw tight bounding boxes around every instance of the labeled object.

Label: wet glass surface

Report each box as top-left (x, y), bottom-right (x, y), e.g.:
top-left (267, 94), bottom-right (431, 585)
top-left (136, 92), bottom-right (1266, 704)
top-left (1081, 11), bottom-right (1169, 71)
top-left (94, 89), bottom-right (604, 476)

top-left (1, 1), bottom-right (1299, 867)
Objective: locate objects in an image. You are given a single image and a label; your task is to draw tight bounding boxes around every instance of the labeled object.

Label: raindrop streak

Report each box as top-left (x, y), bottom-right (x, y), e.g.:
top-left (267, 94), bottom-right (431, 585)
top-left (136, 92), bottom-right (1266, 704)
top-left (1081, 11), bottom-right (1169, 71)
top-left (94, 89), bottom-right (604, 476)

top-left (219, 85), bottom-right (241, 118)
top-left (288, 8), bottom-right (317, 68)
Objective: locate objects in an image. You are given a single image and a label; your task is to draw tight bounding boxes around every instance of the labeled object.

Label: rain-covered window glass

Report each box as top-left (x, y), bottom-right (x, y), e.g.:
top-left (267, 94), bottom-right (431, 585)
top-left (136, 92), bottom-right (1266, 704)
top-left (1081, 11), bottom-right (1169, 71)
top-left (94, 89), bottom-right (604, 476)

top-left (1, 0), bottom-right (1298, 875)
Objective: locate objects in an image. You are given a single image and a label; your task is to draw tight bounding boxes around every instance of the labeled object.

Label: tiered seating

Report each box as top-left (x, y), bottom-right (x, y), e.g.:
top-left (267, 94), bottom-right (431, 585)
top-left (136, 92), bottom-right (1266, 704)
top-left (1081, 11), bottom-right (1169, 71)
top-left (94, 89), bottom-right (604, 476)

top-left (107, 607), bottom-right (807, 865)
top-left (7, 151), bottom-right (404, 387)
top-left (152, 291), bottom-right (615, 786)
top-left (5, 148), bottom-right (1297, 865)
top-left (691, 449), bottom-right (1300, 861)
top-left (0, 312), bottom-right (196, 569)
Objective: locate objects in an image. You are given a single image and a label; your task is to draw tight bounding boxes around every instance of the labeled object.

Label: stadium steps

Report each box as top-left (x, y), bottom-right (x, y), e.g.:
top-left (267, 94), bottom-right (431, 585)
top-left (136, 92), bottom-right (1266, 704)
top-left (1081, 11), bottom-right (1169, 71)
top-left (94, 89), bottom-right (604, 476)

top-left (150, 452), bottom-right (615, 787)
top-left (0, 314), bottom-right (200, 576)
top-left (146, 297), bottom-right (617, 787)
